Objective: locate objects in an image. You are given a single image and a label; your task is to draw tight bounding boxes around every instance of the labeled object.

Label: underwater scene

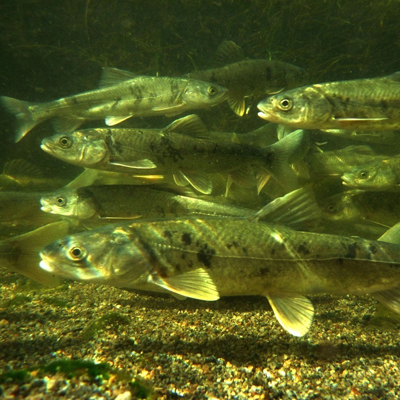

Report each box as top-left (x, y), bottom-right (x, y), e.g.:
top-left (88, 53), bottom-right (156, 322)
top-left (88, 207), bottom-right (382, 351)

top-left (1, 0), bottom-right (400, 399)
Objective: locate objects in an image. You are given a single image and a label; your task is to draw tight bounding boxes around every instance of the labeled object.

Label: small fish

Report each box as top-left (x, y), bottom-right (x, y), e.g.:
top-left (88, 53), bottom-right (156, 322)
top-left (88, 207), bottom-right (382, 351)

top-left (40, 114), bottom-right (307, 194)
top-left (1, 67), bottom-right (228, 142)
top-left (258, 72), bottom-right (400, 131)
top-left (40, 187), bottom-right (400, 337)
top-left (187, 40), bottom-right (308, 116)
top-left (342, 156), bottom-right (400, 191)
top-left (40, 185), bottom-right (262, 221)
top-left (1, 221), bottom-right (70, 286)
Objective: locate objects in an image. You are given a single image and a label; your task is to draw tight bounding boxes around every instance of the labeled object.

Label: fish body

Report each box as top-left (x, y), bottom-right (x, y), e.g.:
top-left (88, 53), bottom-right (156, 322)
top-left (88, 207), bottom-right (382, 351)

top-left (258, 72), bottom-right (400, 131)
top-left (40, 185), bottom-right (256, 221)
top-left (41, 115), bottom-right (306, 193)
top-left (342, 156), bottom-right (400, 191)
top-left (187, 41), bottom-right (308, 116)
top-left (1, 68), bottom-right (228, 142)
top-left (40, 188), bottom-right (400, 336)
top-left (306, 145), bottom-right (385, 176)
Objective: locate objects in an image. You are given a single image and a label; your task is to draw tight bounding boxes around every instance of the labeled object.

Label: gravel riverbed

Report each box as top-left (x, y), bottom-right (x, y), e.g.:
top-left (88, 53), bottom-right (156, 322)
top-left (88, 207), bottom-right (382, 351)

top-left (1, 266), bottom-right (400, 400)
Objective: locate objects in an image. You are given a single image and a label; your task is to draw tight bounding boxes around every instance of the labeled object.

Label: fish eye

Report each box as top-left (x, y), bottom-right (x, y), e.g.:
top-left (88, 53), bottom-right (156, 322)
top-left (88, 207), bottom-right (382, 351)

top-left (326, 204), bottom-right (337, 213)
top-left (207, 86), bottom-right (217, 96)
top-left (68, 246), bottom-right (86, 261)
top-left (59, 136), bottom-right (72, 148)
top-left (358, 170), bottom-right (369, 179)
top-left (278, 98), bottom-right (293, 111)
top-left (56, 196), bottom-right (66, 207)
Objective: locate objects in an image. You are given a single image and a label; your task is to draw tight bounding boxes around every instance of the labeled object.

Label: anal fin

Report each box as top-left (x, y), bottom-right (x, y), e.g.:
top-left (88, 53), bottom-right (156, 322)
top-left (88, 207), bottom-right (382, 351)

top-left (150, 268), bottom-right (219, 301)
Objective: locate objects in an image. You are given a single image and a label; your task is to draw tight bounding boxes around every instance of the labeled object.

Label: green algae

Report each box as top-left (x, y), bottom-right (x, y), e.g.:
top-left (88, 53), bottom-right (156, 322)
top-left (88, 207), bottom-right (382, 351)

top-left (80, 312), bottom-right (130, 340)
top-left (42, 296), bottom-right (70, 308)
top-left (42, 359), bottom-right (110, 379)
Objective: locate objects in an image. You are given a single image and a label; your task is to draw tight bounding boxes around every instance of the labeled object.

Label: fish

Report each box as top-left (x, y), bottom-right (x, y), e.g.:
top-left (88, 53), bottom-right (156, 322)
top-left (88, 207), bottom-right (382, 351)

top-left (1, 221), bottom-right (70, 286)
top-left (305, 145), bottom-right (385, 176)
top-left (40, 114), bottom-right (307, 194)
top-left (187, 40), bottom-right (308, 116)
top-left (257, 72), bottom-right (400, 131)
top-left (40, 185), bottom-right (262, 221)
top-left (1, 67), bottom-right (228, 142)
top-left (342, 156), bottom-right (400, 191)
top-left (39, 187), bottom-right (400, 337)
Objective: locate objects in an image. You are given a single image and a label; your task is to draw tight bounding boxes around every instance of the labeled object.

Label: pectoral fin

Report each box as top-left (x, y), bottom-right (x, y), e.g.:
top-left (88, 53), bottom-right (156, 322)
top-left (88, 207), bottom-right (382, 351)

top-left (174, 171), bottom-right (213, 194)
top-left (109, 159), bottom-right (157, 169)
top-left (105, 115), bottom-right (132, 125)
top-left (150, 268), bottom-right (220, 301)
top-left (266, 294), bottom-right (314, 337)
top-left (227, 93), bottom-right (246, 116)
top-left (151, 104), bottom-right (184, 116)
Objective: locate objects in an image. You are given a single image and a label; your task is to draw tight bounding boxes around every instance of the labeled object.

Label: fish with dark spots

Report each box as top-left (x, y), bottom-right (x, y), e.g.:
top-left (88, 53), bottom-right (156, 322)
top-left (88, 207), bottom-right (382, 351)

top-left (258, 71), bottom-right (400, 131)
top-left (40, 187), bottom-right (400, 337)
top-left (41, 114), bottom-right (308, 194)
top-left (1, 67), bottom-right (228, 142)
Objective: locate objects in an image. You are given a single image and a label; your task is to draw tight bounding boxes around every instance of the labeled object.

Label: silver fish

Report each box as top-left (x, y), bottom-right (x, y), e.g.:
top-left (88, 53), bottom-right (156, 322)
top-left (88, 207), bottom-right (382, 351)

top-left (40, 114), bottom-right (307, 194)
top-left (40, 188), bottom-right (400, 337)
top-left (258, 72), bottom-right (400, 131)
top-left (1, 67), bottom-right (228, 142)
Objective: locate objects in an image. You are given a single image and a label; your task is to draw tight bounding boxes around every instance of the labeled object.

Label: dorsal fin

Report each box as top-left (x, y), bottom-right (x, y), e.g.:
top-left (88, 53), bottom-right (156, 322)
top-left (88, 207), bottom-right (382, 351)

top-left (213, 40), bottom-right (245, 66)
top-left (99, 67), bottom-right (139, 88)
top-left (3, 159), bottom-right (43, 180)
top-left (165, 115), bottom-right (209, 138)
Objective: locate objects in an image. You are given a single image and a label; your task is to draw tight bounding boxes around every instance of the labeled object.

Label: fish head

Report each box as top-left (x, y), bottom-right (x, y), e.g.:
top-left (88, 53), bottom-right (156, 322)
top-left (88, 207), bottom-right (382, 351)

top-left (40, 130), bottom-right (110, 168)
top-left (40, 188), bottom-right (97, 219)
top-left (257, 86), bottom-right (331, 128)
top-left (39, 225), bottom-right (152, 287)
top-left (341, 160), bottom-right (396, 190)
top-left (321, 192), bottom-right (361, 221)
top-left (181, 79), bottom-right (228, 108)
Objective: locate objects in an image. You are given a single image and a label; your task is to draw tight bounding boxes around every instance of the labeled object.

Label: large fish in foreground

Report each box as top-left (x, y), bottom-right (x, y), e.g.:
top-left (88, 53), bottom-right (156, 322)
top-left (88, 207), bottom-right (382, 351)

top-left (257, 72), bottom-right (400, 131)
top-left (187, 40), bottom-right (308, 116)
top-left (1, 67), bottom-right (228, 142)
top-left (39, 188), bottom-right (400, 337)
top-left (40, 115), bottom-right (307, 194)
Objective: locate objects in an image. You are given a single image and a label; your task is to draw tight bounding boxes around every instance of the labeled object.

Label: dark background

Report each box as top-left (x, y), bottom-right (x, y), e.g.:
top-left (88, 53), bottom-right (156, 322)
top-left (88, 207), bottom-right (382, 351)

top-left (0, 0), bottom-right (399, 179)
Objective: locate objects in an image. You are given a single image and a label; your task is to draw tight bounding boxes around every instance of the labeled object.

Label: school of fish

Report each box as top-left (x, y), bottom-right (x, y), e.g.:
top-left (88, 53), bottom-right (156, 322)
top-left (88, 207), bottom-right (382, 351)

top-left (2, 40), bottom-right (400, 337)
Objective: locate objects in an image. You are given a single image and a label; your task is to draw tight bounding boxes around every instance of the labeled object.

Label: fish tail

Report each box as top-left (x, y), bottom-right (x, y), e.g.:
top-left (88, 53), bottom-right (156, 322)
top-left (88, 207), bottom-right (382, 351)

top-left (260, 129), bottom-right (306, 192)
top-left (4, 221), bottom-right (70, 286)
top-left (0, 96), bottom-right (40, 142)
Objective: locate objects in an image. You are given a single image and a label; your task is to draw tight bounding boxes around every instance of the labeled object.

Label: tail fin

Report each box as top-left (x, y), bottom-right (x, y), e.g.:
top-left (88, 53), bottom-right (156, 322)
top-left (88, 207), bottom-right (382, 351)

top-left (0, 96), bottom-right (39, 142)
top-left (261, 129), bottom-right (308, 192)
top-left (3, 221), bottom-right (70, 286)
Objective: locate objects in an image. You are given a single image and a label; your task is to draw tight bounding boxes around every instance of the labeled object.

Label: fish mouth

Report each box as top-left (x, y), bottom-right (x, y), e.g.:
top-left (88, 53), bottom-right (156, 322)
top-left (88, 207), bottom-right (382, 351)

top-left (258, 111), bottom-right (271, 121)
top-left (341, 174), bottom-right (352, 186)
top-left (39, 257), bottom-right (54, 272)
top-left (40, 142), bottom-right (54, 154)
